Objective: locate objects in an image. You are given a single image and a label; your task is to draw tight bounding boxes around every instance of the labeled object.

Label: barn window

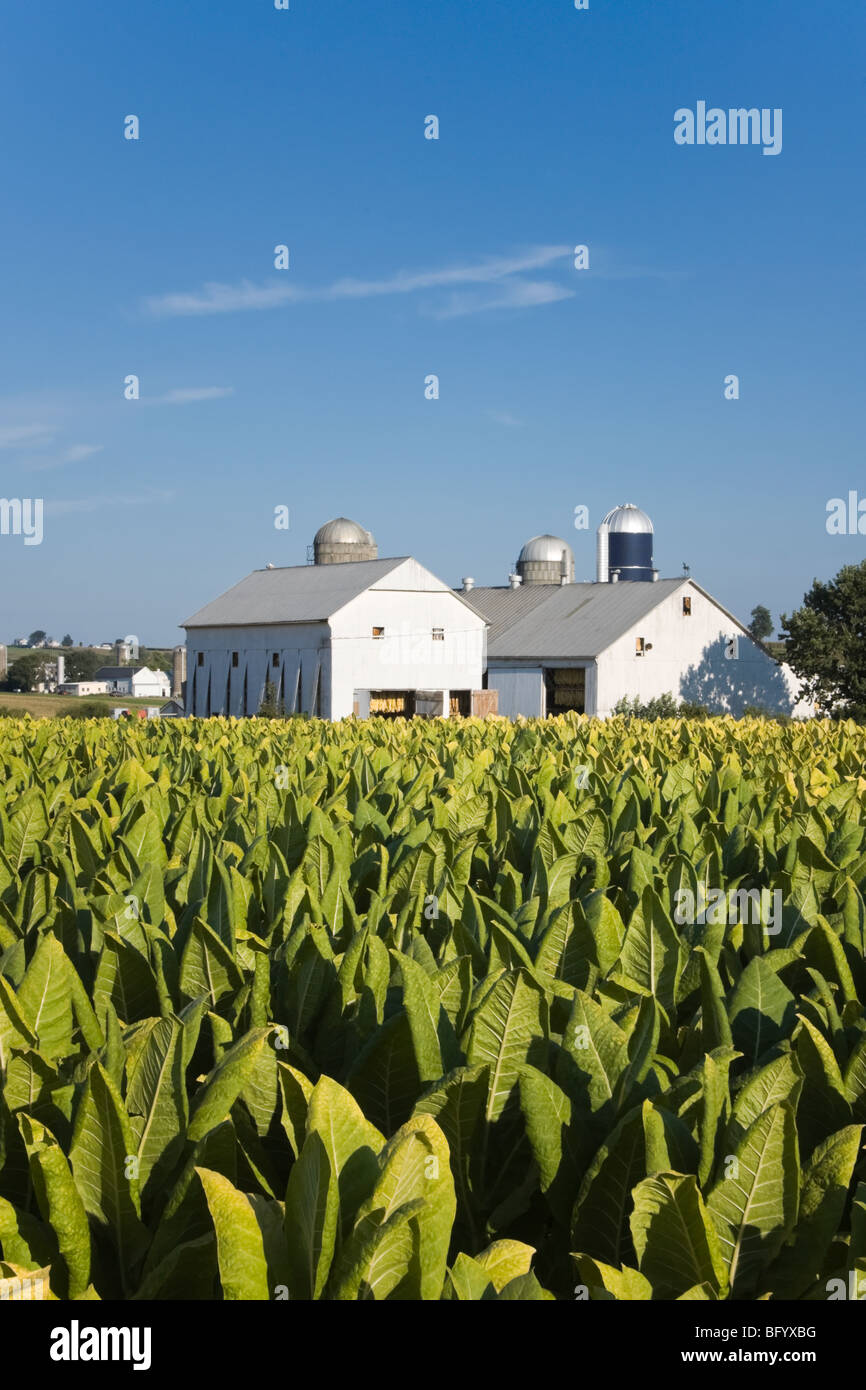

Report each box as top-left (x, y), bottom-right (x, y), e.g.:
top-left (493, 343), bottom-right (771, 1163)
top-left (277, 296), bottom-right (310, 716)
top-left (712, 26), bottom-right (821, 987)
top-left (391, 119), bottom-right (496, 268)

top-left (372, 626), bottom-right (384, 640)
top-left (231, 652), bottom-right (238, 667)
top-left (682, 597), bottom-right (692, 616)
top-left (272, 653), bottom-right (279, 667)
top-left (635, 637), bottom-right (645, 656)
top-left (197, 652), bottom-right (204, 666)
top-left (432, 627), bottom-right (444, 641)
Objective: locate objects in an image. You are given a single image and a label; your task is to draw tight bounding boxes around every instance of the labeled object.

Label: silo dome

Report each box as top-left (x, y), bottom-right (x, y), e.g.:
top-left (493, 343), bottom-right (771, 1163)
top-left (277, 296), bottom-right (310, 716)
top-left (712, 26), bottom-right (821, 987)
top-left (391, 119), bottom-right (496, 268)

top-left (313, 517), bottom-right (378, 564)
top-left (604, 504), bottom-right (653, 534)
top-left (596, 504), bottom-right (655, 582)
top-left (516, 534), bottom-right (574, 586)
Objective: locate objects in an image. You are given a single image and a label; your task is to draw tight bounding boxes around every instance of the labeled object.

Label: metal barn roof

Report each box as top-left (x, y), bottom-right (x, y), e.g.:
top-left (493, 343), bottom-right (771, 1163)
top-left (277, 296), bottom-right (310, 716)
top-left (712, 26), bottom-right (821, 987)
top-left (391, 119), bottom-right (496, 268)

top-left (468, 579), bottom-right (686, 659)
top-left (462, 586), bottom-right (557, 643)
top-left (93, 666), bottom-right (148, 679)
top-left (182, 558), bottom-right (411, 628)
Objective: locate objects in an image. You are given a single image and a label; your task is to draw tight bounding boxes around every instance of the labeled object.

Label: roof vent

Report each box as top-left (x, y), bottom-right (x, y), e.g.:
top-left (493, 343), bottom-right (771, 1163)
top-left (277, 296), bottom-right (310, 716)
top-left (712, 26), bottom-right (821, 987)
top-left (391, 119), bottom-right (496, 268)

top-left (508, 572), bottom-right (523, 589)
top-left (462, 577), bottom-right (475, 592)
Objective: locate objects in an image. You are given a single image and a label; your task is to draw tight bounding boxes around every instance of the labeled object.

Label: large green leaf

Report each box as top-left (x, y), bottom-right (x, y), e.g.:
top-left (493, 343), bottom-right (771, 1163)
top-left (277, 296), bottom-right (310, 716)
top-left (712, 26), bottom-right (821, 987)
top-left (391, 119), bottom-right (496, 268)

top-left (196, 1166), bottom-right (271, 1300)
top-left (464, 968), bottom-right (545, 1122)
top-left (727, 956), bottom-right (797, 1062)
top-left (631, 1171), bottom-right (728, 1297)
top-left (126, 1017), bottom-right (187, 1191)
top-left (519, 1064), bottom-right (578, 1227)
top-left (306, 1075), bottom-right (384, 1235)
top-left (707, 1101), bottom-right (799, 1296)
top-left (187, 1027), bottom-right (270, 1143)
top-left (16, 935), bottom-right (74, 1059)
top-left (763, 1124), bottom-right (863, 1298)
top-left (571, 1106), bottom-right (645, 1265)
top-left (283, 1130), bottom-right (337, 1299)
top-left (17, 1113), bottom-right (91, 1298)
top-left (611, 887), bottom-right (683, 1012)
top-left (68, 1062), bottom-right (149, 1281)
top-left (555, 990), bottom-right (628, 1127)
top-left (391, 950), bottom-right (443, 1083)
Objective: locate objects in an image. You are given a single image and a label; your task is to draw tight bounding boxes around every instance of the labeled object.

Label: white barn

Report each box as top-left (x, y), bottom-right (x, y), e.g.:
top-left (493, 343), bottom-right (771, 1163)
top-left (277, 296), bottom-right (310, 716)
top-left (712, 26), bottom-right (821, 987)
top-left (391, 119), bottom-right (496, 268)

top-left (179, 508), bottom-right (809, 722)
top-left (468, 576), bottom-right (806, 718)
top-left (464, 506), bottom-right (809, 719)
top-left (93, 666), bottom-right (171, 699)
top-left (182, 526), bottom-right (486, 720)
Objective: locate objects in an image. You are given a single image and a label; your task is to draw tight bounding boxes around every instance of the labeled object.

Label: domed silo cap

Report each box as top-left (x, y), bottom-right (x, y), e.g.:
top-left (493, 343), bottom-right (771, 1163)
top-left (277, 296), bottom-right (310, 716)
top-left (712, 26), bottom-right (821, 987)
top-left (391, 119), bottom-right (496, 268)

top-left (602, 504), bottom-right (654, 534)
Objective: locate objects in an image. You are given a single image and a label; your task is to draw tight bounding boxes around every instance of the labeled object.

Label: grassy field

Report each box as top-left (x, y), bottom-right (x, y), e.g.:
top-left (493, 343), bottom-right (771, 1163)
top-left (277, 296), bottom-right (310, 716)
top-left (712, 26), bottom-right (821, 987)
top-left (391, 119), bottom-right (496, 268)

top-left (0, 691), bottom-right (161, 718)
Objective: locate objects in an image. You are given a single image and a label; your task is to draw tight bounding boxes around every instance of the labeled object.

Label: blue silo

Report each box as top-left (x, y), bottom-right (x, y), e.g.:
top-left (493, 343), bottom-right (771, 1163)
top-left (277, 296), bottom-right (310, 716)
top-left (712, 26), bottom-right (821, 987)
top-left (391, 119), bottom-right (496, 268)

top-left (596, 504), bottom-right (656, 582)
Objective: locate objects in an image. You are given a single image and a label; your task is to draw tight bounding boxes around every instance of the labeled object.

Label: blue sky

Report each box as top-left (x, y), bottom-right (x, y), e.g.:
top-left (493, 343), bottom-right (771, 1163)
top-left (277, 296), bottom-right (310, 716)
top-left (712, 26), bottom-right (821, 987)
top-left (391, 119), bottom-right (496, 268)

top-left (1, 0), bottom-right (863, 644)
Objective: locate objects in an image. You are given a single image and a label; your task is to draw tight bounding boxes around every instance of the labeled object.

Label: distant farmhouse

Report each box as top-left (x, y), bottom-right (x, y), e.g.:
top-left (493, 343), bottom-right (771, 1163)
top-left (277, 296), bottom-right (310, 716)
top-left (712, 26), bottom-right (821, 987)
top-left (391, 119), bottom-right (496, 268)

top-left (59, 666), bottom-right (170, 699)
top-left (180, 510), bottom-right (809, 721)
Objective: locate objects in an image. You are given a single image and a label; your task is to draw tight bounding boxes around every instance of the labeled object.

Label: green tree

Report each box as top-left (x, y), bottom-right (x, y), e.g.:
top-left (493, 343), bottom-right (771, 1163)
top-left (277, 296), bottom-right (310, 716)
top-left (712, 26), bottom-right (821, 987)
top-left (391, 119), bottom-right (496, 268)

top-left (27, 629), bottom-right (46, 647)
top-left (139, 647), bottom-right (172, 673)
top-left (65, 648), bottom-right (105, 681)
top-left (7, 652), bottom-right (50, 691)
top-left (747, 605), bottom-right (773, 642)
top-left (258, 679), bottom-right (285, 718)
top-left (61, 633), bottom-right (74, 647)
top-left (780, 561), bottom-right (866, 719)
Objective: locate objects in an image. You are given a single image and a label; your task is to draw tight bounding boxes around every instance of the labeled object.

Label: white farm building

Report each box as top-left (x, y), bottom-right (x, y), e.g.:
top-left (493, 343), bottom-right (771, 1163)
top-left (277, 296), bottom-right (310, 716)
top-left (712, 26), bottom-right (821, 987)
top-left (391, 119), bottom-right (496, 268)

top-left (92, 666), bottom-right (171, 699)
top-left (182, 520), bottom-right (487, 720)
top-left (180, 510), bottom-right (809, 721)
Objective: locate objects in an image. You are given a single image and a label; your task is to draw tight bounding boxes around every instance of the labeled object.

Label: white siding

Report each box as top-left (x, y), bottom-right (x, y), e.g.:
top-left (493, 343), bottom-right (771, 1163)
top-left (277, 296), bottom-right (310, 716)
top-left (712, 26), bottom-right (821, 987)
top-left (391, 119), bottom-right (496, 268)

top-left (596, 582), bottom-right (810, 718)
top-left (184, 559), bottom-right (485, 721)
top-left (328, 561), bottom-right (485, 720)
top-left (185, 622), bottom-right (329, 716)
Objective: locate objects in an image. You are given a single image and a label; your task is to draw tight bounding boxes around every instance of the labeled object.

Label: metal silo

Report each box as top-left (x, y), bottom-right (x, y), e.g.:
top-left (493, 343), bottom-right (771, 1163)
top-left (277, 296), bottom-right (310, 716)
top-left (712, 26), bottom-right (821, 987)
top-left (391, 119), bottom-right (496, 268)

top-left (515, 534), bottom-right (575, 586)
top-left (596, 504), bottom-right (655, 582)
top-left (313, 518), bottom-right (378, 564)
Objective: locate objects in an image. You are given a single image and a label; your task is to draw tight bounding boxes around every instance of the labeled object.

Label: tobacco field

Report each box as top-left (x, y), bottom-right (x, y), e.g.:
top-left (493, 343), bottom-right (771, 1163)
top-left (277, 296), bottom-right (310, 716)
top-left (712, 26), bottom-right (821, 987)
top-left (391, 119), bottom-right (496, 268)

top-left (1, 713), bottom-right (866, 1301)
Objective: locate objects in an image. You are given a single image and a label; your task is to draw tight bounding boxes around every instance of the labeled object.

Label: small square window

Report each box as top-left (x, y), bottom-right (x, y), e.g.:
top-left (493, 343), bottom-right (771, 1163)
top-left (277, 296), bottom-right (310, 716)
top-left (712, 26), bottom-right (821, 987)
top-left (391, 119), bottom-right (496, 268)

top-left (272, 653), bottom-right (279, 667)
top-left (682, 597), bottom-right (692, 616)
top-left (432, 627), bottom-right (444, 641)
top-left (635, 637), bottom-right (645, 656)
top-left (372, 626), bottom-right (384, 640)
top-left (197, 652), bottom-right (204, 666)
top-left (231, 652), bottom-right (239, 667)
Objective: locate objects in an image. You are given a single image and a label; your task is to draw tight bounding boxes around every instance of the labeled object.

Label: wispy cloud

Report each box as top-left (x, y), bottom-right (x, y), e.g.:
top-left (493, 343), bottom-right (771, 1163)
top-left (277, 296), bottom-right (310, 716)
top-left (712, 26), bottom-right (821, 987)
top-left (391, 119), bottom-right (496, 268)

top-left (148, 387), bottom-right (235, 405)
top-left (148, 282), bottom-right (299, 317)
top-left (144, 246), bottom-right (573, 319)
top-left (0, 424), bottom-right (56, 449)
top-left (487, 409), bottom-right (525, 428)
top-left (429, 279), bottom-right (573, 320)
top-left (23, 444), bottom-right (104, 472)
top-left (45, 489), bottom-right (174, 516)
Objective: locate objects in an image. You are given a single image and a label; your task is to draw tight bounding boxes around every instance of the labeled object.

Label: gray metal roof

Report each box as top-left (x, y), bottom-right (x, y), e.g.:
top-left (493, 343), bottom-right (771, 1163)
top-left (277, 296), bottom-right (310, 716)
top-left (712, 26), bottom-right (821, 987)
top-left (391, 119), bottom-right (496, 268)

top-left (94, 666), bottom-right (148, 679)
top-left (468, 579), bottom-right (686, 659)
top-left (182, 558), bottom-right (408, 628)
top-left (461, 586), bottom-right (558, 642)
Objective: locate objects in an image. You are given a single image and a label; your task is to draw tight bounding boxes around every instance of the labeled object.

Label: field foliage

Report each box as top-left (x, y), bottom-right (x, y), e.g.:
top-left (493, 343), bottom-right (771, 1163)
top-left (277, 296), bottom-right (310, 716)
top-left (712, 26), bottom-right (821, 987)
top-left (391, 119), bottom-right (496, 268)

top-left (1, 713), bottom-right (866, 1301)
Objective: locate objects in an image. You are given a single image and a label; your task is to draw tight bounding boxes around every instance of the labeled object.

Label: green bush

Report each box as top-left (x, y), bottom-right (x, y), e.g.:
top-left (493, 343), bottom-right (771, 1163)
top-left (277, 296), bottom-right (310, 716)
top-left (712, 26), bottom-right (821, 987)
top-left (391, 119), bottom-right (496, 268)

top-left (613, 692), bottom-right (684, 720)
top-left (63, 701), bottom-right (111, 719)
top-left (741, 703), bottom-right (794, 726)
